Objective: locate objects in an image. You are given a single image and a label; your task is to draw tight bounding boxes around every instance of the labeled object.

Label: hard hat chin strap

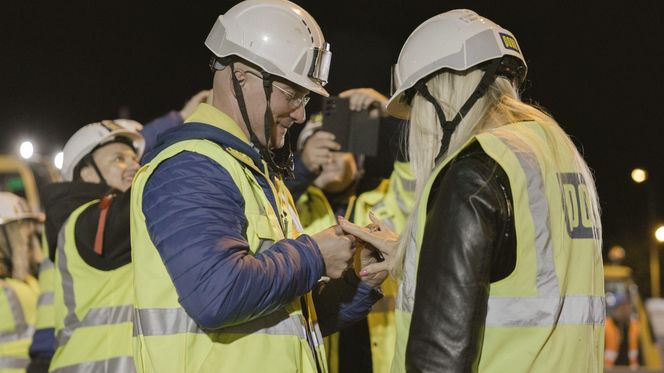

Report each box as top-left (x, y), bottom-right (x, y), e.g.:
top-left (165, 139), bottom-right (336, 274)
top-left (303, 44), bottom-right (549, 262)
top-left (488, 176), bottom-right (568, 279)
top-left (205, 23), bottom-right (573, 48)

top-left (229, 61), bottom-right (294, 179)
top-left (415, 59), bottom-right (501, 163)
top-left (0, 225), bottom-right (14, 278)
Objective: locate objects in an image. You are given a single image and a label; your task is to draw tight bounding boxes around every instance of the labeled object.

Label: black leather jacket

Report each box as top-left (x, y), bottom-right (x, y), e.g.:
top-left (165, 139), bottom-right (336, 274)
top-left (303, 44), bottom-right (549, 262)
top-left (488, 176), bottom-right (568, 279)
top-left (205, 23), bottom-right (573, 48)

top-left (406, 142), bottom-right (517, 373)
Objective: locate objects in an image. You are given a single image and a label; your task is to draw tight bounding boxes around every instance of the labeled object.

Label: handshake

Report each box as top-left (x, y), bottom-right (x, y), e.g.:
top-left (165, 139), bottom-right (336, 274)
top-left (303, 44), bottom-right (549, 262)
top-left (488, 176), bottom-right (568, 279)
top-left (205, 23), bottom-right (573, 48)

top-left (311, 212), bottom-right (399, 288)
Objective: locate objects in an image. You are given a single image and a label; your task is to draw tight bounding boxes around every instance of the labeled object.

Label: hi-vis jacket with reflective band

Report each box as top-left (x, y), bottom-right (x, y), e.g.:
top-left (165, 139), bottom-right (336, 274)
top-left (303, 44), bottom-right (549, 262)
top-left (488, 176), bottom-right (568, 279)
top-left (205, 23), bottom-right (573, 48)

top-left (130, 109), bottom-right (328, 373)
top-left (393, 121), bottom-right (605, 373)
top-left (50, 200), bottom-right (135, 373)
top-left (29, 232), bottom-right (55, 362)
top-left (0, 277), bottom-right (37, 373)
top-left (296, 162), bottom-right (415, 373)
top-left (35, 234), bottom-right (54, 333)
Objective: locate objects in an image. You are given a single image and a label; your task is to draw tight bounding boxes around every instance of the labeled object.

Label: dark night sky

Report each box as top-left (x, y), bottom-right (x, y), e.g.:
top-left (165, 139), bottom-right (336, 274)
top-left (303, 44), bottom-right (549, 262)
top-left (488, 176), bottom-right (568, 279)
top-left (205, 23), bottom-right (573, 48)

top-left (1, 1), bottom-right (663, 290)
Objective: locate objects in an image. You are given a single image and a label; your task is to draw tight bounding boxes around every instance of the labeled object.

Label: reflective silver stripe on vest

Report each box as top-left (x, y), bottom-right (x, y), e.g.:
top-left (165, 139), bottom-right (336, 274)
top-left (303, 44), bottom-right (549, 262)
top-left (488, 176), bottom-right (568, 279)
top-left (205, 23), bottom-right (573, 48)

top-left (497, 133), bottom-right (560, 297)
top-left (486, 295), bottom-right (605, 326)
top-left (38, 291), bottom-right (54, 306)
top-left (56, 304), bottom-right (133, 346)
top-left (0, 285), bottom-right (33, 343)
top-left (49, 356), bottom-right (136, 373)
top-left (0, 356), bottom-right (29, 369)
top-left (40, 258), bottom-right (54, 272)
top-left (55, 222), bottom-right (133, 347)
top-left (134, 307), bottom-right (307, 340)
top-left (257, 239), bottom-right (275, 254)
top-left (396, 225), bottom-right (418, 313)
top-left (399, 175), bottom-right (416, 192)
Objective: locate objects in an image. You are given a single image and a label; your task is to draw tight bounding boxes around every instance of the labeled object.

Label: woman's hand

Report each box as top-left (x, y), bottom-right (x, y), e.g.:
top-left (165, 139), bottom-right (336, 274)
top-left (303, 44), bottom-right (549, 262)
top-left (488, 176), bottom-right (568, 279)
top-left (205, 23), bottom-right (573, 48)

top-left (338, 212), bottom-right (399, 278)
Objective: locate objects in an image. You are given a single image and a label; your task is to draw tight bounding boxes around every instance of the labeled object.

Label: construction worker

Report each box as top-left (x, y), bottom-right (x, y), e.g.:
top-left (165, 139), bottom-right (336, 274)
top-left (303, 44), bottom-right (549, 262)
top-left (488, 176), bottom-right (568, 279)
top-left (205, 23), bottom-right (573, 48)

top-left (605, 291), bottom-right (640, 369)
top-left (26, 91), bottom-right (209, 373)
top-left (129, 1), bottom-right (386, 372)
top-left (340, 9), bottom-right (604, 372)
top-left (0, 192), bottom-right (42, 372)
top-left (292, 88), bottom-right (414, 373)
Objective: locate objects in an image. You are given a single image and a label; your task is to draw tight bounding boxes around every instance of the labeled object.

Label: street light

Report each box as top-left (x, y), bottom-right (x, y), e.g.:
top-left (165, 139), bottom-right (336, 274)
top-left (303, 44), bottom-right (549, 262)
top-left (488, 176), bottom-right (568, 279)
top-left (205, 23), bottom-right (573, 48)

top-left (656, 226), bottom-right (664, 243)
top-left (54, 152), bottom-right (64, 170)
top-left (632, 168), bottom-right (648, 184)
top-left (19, 141), bottom-right (34, 159)
top-left (632, 167), bottom-right (660, 297)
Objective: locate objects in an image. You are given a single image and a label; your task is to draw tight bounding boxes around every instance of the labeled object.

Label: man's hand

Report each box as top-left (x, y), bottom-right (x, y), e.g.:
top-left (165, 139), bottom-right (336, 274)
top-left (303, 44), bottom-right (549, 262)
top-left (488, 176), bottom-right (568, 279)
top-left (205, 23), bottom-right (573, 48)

top-left (312, 225), bottom-right (356, 279)
top-left (180, 90), bottom-right (212, 120)
top-left (339, 88), bottom-right (388, 118)
top-left (301, 131), bottom-right (340, 173)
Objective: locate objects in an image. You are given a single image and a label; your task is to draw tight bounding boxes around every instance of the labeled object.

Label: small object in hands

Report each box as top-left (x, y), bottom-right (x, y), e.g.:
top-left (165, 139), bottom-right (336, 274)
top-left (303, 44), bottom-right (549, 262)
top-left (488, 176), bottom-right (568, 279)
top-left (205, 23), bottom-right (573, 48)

top-left (365, 223), bottom-right (385, 262)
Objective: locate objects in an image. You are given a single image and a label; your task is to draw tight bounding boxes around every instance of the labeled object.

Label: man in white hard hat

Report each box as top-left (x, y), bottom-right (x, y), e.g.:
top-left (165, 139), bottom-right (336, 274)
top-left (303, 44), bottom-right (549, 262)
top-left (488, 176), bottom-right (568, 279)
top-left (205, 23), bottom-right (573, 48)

top-left (26, 91), bottom-right (209, 373)
top-left (129, 1), bottom-right (386, 372)
top-left (0, 192), bottom-right (42, 372)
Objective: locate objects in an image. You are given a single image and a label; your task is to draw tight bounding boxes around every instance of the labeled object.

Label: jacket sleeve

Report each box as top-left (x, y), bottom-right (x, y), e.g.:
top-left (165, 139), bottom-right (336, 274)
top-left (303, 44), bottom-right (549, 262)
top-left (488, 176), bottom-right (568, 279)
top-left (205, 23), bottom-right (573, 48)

top-left (27, 328), bottom-right (54, 373)
top-left (142, 151), bottom-right (325, 330)
top-left (313, 271), bottom-right (383, 337)
top-left (405, 150), bottom-right (514, 373)
top-left (140, 111), bottom-right (183, 154)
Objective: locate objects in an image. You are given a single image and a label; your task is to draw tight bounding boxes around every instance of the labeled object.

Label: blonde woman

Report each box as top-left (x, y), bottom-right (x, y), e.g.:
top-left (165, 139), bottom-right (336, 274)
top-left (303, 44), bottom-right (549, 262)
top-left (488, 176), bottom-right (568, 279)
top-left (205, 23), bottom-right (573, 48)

top-left (340, 9), bottom-right (604, 373)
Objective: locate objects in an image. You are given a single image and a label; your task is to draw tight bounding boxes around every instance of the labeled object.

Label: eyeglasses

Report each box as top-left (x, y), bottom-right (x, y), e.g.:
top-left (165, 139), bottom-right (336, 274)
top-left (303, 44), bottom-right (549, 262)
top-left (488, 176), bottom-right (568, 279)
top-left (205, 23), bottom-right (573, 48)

top-left (243, 70), bottom-right (310, 109)
top-left (272, 83), bottom-right (310, 109)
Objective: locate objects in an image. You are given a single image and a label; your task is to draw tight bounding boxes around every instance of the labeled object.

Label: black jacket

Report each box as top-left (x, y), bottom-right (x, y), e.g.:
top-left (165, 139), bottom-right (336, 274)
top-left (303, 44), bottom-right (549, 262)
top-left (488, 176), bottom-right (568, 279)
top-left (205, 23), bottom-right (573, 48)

top-left (43, 182), bottom-right (131, 270)
top-left (406, 142), bottom-right (517, 373)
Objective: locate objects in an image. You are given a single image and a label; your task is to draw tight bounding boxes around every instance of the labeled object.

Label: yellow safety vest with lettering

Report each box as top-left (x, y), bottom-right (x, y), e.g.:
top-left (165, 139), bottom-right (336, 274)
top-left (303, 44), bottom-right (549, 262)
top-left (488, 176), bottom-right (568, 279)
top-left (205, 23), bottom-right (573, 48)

top-left (0, 277), bottom-right (37, 373)
top-left (34, 233), bottom-right (54, 338)
top-left (296, 162), bottom-right (415, 373)
top-left (392, 121), bottom-right (605, 373)
top-left (50, 200), bottom-right (135, 373)
top-left (130, 105), bottom-right (328, 373)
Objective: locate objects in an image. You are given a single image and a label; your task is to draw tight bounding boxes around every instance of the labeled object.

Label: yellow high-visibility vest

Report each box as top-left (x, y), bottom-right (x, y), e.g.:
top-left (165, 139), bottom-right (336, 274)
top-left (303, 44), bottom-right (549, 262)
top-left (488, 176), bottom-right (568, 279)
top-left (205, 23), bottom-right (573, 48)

top-left (130, 103), bottom-right (328, 373)
top-left (0, 277), bottom-right (37, 373)
top-left (297, 162), bottom-right (415, 373)
top-left (392, 121), bottom-right (604, 373)
top-left (50, 200), bottom-right (135, 373)
top-left (33, 233), bottom-right (54, 341)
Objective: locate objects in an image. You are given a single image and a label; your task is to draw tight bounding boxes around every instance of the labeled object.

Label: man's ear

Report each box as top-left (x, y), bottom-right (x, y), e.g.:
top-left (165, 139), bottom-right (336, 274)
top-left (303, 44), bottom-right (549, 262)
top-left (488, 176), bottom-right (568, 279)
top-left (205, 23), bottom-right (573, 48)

top-left (232, 69), bottom-right (247, 86)
top-left (79, 165), bottom-right (99, 183)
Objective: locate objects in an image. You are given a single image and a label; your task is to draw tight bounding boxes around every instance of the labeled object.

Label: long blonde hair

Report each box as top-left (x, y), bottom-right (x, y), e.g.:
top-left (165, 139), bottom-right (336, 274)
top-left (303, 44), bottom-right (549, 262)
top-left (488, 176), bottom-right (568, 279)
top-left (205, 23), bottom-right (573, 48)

top-left (394, 67), bottom-right (602, 277)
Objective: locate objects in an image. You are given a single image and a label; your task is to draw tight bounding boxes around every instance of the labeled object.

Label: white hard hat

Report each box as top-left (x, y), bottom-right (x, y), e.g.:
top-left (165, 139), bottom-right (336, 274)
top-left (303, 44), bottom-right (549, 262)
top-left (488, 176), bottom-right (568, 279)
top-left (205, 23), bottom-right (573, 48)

top-left (0, 192), bottom-right (43, 225)
top-left (387, 9), bottom-right (527, 119)
top-left (61, 120), bottom-right (145, 181)
top-left (205, 0), bottom-right (331, 97)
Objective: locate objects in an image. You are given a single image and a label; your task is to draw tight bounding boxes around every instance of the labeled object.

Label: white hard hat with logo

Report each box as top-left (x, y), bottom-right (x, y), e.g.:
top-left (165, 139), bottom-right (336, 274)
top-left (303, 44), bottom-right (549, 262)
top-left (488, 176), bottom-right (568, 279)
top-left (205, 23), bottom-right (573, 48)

top-left (387, 9), bottom-right (527, 119)
top-left (205, 0), bottom-right (331, 97)
top-left (0, 192), bottom-right (43, 225)
top-left (61, 120), bottom-right (145, 181)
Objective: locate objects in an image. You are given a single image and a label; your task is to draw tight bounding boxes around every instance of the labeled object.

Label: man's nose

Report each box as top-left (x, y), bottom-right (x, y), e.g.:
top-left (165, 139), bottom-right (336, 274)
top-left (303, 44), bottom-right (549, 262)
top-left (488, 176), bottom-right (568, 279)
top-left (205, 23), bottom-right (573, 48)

top-left (290, 105), bottom-right (306, 123)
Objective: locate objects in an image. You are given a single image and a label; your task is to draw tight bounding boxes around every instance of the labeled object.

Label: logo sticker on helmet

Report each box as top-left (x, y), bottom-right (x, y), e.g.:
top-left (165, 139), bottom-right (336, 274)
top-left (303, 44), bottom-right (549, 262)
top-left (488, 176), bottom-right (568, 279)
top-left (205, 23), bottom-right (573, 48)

top-left (499, 33), bottom-right (520, 53)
